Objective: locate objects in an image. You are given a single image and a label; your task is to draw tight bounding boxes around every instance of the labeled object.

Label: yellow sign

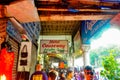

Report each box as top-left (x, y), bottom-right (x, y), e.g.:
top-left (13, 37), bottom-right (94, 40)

top-left (32, 75), bottom-right (43, 80)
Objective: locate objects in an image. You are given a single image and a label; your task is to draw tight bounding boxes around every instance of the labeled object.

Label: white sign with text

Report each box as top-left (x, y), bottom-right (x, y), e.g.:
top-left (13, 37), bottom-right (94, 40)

top-left (40, 40), bottom-right (68, 54)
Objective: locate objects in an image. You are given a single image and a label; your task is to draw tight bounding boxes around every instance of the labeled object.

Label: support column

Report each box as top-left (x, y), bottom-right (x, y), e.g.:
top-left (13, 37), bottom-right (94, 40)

top-left (82, 44), bottom-right (90, 67)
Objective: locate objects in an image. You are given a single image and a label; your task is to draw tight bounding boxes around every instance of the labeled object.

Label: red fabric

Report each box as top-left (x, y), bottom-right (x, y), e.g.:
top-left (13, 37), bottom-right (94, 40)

top-left (0, 48), bottom-right (14, 80)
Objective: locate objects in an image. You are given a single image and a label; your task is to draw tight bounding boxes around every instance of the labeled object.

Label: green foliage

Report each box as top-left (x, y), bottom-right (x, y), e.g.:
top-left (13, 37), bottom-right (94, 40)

top-left (90, 45), bottom-right (120, 67)
top-left (100, 50), bottom-right (120, 80)
top-left (90, 47), bottom-right (109, 66)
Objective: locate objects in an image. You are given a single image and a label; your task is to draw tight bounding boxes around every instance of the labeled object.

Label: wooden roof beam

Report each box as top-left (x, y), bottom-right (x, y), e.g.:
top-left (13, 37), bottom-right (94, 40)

top-left (38, 8), bottom-right (120, 12)
top-left (40, 14), bottom-right (115, 21)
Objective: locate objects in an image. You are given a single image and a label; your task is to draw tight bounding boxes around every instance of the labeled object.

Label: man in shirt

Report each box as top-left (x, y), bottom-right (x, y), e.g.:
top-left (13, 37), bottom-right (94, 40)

top-left (84, 66), bottom-right (94, 80)
top-left (30, 64), bottom-right (48, 80)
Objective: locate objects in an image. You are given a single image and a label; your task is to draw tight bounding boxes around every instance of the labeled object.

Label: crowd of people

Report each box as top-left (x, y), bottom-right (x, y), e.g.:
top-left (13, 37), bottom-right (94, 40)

top-left (30, 64), bottom-right (100, 80)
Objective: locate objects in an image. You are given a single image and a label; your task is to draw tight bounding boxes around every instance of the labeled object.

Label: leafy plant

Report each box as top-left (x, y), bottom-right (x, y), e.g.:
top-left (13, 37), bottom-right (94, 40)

top-left (100, 50), bottom-right (120, 80)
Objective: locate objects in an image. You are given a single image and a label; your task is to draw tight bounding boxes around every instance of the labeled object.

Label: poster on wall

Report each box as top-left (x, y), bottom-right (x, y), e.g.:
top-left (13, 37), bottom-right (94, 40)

top-left (40, 40), bottom-right (68, 54)
top-left (17, 41), bottom-right (32, 71)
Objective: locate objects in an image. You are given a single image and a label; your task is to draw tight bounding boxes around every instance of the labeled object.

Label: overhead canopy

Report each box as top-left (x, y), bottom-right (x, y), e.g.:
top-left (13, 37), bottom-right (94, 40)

top-left (36, 0), bottom-right (120, 36)
top-left (6, 0), bottom-right (40, 23)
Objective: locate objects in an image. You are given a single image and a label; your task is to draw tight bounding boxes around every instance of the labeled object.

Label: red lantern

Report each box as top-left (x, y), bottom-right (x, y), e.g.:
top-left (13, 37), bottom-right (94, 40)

top-left (0, 48), bottom-right (14, 80)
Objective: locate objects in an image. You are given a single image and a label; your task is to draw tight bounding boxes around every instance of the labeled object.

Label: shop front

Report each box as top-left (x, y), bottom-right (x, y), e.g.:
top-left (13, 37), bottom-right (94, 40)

top-left (0, 17), bottom-right (21, 80)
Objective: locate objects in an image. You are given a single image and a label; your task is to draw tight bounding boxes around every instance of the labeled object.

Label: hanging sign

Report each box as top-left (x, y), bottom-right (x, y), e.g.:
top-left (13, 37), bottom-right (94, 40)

top-left (81, 19), bottom-right (110, 44)
top-left (40, 40), bottom-right (68, 54)
top-left (17, 41), bottom-right (32, 71)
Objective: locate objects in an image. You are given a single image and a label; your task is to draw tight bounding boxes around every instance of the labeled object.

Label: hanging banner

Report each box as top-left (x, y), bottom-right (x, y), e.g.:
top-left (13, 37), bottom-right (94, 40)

top-left (40, 40), bottom-right (68, 54)
top-left (81, 19), bottom-right (110, 44)
top-left (17, 41), bottom-right (32, 71)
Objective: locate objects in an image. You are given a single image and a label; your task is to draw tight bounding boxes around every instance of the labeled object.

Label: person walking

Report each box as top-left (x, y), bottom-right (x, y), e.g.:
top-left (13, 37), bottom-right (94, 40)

top-left (59, 72), bottom-right (66, 80)
top-left (48, 71), bottom-right (57, 80)
top-left (66, 70), bottom-right (74, 80)
top-left (84, 66), bottom-right (94, 80)
top-left (30, 64), bottom-right (48, 80)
